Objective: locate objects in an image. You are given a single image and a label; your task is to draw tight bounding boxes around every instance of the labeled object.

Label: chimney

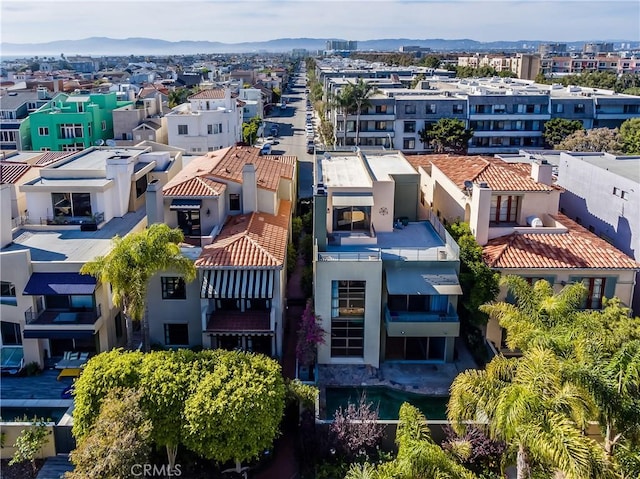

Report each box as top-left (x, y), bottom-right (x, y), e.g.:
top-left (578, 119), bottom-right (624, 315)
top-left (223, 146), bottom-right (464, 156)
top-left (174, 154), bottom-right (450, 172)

top-left (469, 182), bottom-right (492, 246)
top-left (241, 163), bottom-right (258, 214)
top-left (105, 154), bottom-right (135, 217)
top-left (531, 159), bottom-right (553, 185)
top-left (145, 179), bottom-right (165, 225)
top-left (0, 184), bottom-right (13, 248)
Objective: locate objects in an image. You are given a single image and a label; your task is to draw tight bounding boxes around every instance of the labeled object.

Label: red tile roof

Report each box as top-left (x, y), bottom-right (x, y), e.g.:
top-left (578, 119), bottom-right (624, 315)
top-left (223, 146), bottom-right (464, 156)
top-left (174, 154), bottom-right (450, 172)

top-left (32, 151), bottom-right (75, 167)
top-left (0, 162), bottom-right (31, 184)
top-left (208, 146), bottom-right (295, 191)
top-left (163, 176), bottom-right (227, 197)
top-left (408, 154), bottom-right (555, 192)
top-left (195, 200), bottom-right (291, 268)
top-left (483, 214), bottom-right (640, 270)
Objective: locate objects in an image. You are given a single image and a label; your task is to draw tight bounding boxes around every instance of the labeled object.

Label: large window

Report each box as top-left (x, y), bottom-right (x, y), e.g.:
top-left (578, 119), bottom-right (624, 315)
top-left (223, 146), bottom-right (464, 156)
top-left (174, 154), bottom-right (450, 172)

top-left (426, 104), bottom-right (437, 114)
top-left (52, 192), bottom-right (92, 218)
top-left (403, 121), bottom-right (416, 133)
top-left (59, 123), bottom-right (83, 139)
top-left (404, 104), bottom-right (416, 114)
top-left (1, 321), bottom-right (22, 345)
top-left (176, 210), bottom-right (200, 236)
top-left (490, 195), bottom-right (520, 223)
top-left (161, 277), bottom-right (186, 300)
top-left (375, 105), bottom-right (388, 114)
top-left (0, 281), bottom-right (17, 306)
top-left (164, 323), bottom-right (189, 346)
top-left (333, 206), bottom-right (370, 231)
top-left (135, 175), bottom-right (148, 198)
top-left (403, 138), bottom-right (415, 149)
top-left (331, 280), bottom-right (365, 358)
top-left (178, 124), bottom-right (188, 135)
top-left (582, 277), bottom-right (606, 309)
top-left (229, 194), bottom-right (240, 211)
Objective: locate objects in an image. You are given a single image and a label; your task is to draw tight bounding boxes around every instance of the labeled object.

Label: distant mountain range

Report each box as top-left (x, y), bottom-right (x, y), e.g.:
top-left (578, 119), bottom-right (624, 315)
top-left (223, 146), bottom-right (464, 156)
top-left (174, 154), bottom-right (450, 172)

top-left (1, 37), bottom-right (637, 57)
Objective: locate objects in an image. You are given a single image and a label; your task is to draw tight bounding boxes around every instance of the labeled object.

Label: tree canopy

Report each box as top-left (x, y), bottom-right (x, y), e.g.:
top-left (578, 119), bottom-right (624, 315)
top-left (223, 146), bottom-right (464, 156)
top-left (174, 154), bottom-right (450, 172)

top-left (619, 117), bottom-right (640, 154)
top-left (419, 118), bottom-right (474, 153)
top-left (556, 127), bottom-right (623, 153)
top-left (543, 118), bottom-right (584, 148)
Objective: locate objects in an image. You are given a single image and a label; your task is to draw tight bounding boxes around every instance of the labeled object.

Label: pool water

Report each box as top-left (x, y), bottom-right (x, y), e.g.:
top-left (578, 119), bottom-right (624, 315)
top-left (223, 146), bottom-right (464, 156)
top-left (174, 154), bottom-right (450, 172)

top-left (325, 386), bottom-right (449, 420)
top-left (0, 407), bottom-right (68, 423)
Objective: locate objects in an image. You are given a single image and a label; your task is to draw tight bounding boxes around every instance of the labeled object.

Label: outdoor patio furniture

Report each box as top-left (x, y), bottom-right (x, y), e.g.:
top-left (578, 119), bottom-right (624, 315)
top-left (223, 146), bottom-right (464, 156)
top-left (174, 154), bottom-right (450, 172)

top-left (57, 368), bottom-right (82, 381)
top-left (55, 351), bottom-right (90, 370)
top-left (1, 346), bottom-right (25, 375)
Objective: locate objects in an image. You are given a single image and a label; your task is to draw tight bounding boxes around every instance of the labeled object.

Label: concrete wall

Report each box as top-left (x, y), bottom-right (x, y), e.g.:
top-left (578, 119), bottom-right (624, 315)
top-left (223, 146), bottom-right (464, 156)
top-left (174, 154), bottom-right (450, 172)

top-left (0, 422), bottom-right (56, 459)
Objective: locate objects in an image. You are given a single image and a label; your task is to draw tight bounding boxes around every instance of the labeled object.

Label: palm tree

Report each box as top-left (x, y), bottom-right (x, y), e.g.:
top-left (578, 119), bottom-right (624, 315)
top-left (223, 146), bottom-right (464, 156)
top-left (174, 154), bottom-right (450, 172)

top-left (81, 224), bottom-right (196, 351)
top-left (350, 79), bottom-right (379, 147)
top-left (448, 347), bottom-right (611, 479)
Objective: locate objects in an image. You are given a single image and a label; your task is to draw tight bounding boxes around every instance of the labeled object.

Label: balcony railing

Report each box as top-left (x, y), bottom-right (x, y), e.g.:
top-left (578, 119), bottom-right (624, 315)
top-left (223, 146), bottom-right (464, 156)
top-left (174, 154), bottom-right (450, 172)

top-left (384, 305), bottom-right (458, 324)
top-left (317, 250), bottom-right (381, 262)
top-left (25, 304), bottom-right (102, 325)
top-left (42, 212), bottom-right (104, 227)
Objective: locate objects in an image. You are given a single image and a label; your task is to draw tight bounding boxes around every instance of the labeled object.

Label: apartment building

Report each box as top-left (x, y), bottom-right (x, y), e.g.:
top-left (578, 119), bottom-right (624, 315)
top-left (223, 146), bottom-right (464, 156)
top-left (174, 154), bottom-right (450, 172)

top-left (165, 88), bottom-right (242, 154)
top-left (408, 153), bottom-right (639, 355)
top-left (540, 54), bottom-right (640, 75)
top-left (112, 88), bottom-right (168, 145)
top-left (28, 91), bottom-right (132, 152)
top-left (312, 149), bottom-right (462, 367)
top-left (457, 54), bottom-right (541, 80)
top-left (144, 145), bottom-right (296, 358)
top-left (0, 144), bottom-right (183, 367)
top-left (321, 72), bottom-right (640, 155)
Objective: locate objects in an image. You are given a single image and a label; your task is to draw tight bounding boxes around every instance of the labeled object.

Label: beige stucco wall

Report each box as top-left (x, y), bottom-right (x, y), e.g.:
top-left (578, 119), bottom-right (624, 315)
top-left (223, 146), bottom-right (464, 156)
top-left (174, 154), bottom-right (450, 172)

top-left (0, 422), bottom-right (57, 459)
top-left (315, 258), bottom-right (383, 368)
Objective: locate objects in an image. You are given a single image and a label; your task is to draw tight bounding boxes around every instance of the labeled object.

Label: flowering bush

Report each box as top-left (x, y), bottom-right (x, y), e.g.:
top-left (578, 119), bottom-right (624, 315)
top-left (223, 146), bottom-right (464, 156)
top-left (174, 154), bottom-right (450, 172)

top-left (296, 300), bottom-right (326, 366)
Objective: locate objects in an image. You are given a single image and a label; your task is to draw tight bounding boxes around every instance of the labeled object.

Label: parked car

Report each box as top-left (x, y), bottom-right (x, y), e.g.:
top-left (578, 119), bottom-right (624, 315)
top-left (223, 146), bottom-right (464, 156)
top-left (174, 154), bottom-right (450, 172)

top-left (260, 143), bottom-right (272, 155)
top-left (307, 141), bottom-right (315, 154)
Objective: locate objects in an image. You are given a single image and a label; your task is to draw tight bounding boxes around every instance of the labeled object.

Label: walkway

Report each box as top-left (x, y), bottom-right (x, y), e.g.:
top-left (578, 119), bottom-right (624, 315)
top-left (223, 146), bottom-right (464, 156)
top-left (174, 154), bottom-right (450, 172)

top-left (35, 455), bottom-right (73, 479)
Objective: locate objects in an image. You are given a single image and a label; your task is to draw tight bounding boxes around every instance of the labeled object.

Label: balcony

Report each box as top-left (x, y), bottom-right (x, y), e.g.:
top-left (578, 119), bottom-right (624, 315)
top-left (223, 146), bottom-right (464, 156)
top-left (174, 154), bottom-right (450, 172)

top-left (42, 212), bottom-right (104, 229)
top-left (384, 304), bottom-right (459, 337)
top-left (25, 304), bottom-right (102, 326)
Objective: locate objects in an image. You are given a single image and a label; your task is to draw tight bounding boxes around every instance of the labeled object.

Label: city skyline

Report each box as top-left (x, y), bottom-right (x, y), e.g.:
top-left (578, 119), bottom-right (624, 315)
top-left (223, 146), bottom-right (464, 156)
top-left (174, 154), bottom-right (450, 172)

top-left (1, 0), bottom-right (639, 47)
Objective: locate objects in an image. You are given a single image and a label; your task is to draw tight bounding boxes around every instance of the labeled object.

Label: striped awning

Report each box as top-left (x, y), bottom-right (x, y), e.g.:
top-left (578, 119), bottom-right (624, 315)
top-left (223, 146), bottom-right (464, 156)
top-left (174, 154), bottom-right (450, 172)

top-left (170, 199), bottom-right (202, 210)
top-left (201, 269), bottom-right (275, 299)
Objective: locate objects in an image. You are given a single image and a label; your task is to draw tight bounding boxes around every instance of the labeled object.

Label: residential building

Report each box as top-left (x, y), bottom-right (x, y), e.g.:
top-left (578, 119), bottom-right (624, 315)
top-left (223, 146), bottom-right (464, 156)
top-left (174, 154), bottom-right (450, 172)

top-left (408, 153), bottom-right (639, 356)
top-left (28, 91), bottom-right (133, 152)
top-left (457, 54), bottom-right (541, 80)
top-left (583, 43), bottom-right (614, 54)
top-left (0, 89), bottom-right (53, 150)
top-left (538, 43), bottom-right (567, 57)
top-left (165, 88), bottom-right (242, 154)
top-left (312, 149), bottom-right (462, 368)
top-left (112, 88), bottom-right (168, 145)
top-left (326, 40), bottom-right (358, 52)
top-left (553, 152), bottom-right (640, 315)
top-left (145, 145), bottom-right (297, 358)
top-left (0, 144), bottom-right (183, 366)
top-left (237, 88), bottom-right (265, 121)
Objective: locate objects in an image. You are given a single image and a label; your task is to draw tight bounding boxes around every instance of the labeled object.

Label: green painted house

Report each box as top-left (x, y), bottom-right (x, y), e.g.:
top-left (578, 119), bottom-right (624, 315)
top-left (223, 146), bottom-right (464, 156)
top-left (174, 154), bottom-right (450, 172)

top-left (28, 92), bottom-right (133, 151)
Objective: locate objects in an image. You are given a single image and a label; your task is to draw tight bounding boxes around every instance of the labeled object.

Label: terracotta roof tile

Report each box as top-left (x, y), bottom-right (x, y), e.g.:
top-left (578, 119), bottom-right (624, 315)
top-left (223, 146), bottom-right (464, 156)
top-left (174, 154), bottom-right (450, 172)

top-left (163, 176), bottom-right (226, 197)
top-left (483, 214), bottom-right (640, 270)
top-left (208, 146), bottom-right (295, 191)
top-left (195, 200), bottom-right (292, 268)
top-left (0, 162), bottom-right (31, 184)
top-left (189, 89), bottom-right (225, 100)
top-left (32, 151), bottom-right (75, 166)
top-left (408, 154), bottom-right (555, 192)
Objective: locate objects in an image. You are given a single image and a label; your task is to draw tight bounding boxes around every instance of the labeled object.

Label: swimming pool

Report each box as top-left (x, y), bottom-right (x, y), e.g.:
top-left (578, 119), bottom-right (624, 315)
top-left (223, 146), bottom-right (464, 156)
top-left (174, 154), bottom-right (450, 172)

top-left (0, 407), bottom-right (68, 423)
top-left (325, 386), bottom-right (449, 420)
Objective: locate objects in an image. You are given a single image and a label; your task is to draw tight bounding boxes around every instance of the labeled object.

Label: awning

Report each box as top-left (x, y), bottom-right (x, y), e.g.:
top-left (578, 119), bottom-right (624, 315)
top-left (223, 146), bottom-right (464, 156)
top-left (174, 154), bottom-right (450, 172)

top-left (170, 199), bottom-right (202, 210)
top-left (201, 269), bottom-right (275, 299)
top-left (332, 192), bottom-right (374, 207)
top-left (385, 264), bottom-right (462, 296)
top-left (23, 329), bottom-right (95, 339)
top-left (23, 273), bottom-right (96, 296)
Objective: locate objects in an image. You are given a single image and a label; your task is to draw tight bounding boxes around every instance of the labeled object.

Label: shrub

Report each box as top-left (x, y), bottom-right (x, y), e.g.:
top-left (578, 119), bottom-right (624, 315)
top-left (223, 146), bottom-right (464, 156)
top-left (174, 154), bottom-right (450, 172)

top-left (23, 361), bottom-right (41, 376)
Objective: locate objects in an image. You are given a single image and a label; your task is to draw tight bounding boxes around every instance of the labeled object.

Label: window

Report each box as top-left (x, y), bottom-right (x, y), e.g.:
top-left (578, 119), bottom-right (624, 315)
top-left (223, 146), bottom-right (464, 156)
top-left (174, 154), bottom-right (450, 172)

top-left (229, 193), bottom-right (240, 211)
top-left (161, 277), bottom-right (186, 300)
top-left (52, 192), bottom-right (92, 218)
top-left (624, 104), bottom-right (639, 114)
top-left (453, 104), bottom-right (464, 114)
top-left (404, 104), bottom-right (416, 114)
top-left (38, 127), bottom-right (49, 136)
top-left (490, 195), bottom-right (520, 223)
top-left (59, 123), bottom-right (83, 139)
top-left (177, 210), bottom-right (200, 236)
top-left (114, 313), bottom-right (123, 339)
top-left (582, 278), bottom-right (606, 309)
top-left (574, 103), bottom-right (585, 114)
top-left (1, 281), bottom-right (17, 306)
top-left (214, 123), bottom-right (223, 134)
top-left (101, 120), bottom-right (107, 131)
top-left (403, 138), bottom-right (415, 149)
top-left (164, 323), bottom-right (189, 345)
top-left (135, 175), bottom-right (147, 198)
top-left (0, 131), bottom-right (17, 143)
top-left (555, 104), bottom-right (564, 113)
top-left (333, 206), bottom-right (370, 231)
top-left (403, 121), bottom-right (416, 133)
top-left (178, 124), bottom-right (188, 135)
top-left (331, 280), bottom-right (365, 358)
top-left (526, 104), bottom-right (535, 113)
top-left (493, 104), bottom-right (506, 114)
top-left (0, 321), bottom-right (21, 345)
top-left (426, 104), bottom-right (437, 114)
top-left (207, 124), bottom-right (213, 134)
top-left (374, 121), bottom-right (387, 131)
top-left (375, 105), bottom-right (387, 114)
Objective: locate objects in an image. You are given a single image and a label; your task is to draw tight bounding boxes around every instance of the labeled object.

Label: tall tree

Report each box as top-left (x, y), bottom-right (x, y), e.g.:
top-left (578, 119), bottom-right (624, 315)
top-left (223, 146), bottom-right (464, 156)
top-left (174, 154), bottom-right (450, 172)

top-left (543, 118), bottom-right (584, 148)
top-left (619, 117), bottom-right (640, 154)
top-left (81, 223), bottom-right (196, 350)
top-left (419, 118), bottom-right (474, 153)
top-left (448, 347), bottom-right (611, 479)
top-left (556, 127), bottom-right (623, 153)
top-left (350, 79), bottom-right (379, 146)
top-left (67, 389), bottom-right (153, 479)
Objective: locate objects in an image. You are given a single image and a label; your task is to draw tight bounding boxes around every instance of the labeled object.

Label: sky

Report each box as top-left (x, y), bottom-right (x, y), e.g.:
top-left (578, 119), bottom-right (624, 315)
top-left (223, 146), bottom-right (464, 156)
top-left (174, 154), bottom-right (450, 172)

top-left (1, 0), bottom-right (639, 45)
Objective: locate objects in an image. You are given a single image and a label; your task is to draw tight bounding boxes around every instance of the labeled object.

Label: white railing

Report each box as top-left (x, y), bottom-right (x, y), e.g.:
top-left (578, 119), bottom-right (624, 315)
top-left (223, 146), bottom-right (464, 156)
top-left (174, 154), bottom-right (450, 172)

top-left (317, 250), bottom-right (381, 262)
